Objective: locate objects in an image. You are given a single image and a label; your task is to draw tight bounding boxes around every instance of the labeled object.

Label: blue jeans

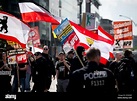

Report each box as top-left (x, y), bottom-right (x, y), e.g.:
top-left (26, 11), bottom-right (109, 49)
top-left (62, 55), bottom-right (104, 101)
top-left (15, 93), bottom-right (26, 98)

top-left (25, 73), bottom-right (31, 91)
top-left (57, 79), bottom-right (69, 92)
top-left (12, 77), bottom-right (25, 92)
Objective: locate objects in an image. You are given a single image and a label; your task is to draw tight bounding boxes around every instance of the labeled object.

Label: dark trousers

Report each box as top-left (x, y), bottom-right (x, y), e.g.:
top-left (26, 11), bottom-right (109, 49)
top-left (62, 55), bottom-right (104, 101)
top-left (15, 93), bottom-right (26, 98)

top-left (12, 77), bottom-right (25, 92)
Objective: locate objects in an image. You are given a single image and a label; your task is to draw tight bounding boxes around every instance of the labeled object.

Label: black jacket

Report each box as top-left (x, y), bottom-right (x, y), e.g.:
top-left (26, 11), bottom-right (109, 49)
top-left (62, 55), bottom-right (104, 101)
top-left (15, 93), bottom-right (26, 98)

top-left (67, 61), bottom-right (116, 99)
top-left (67, 56), bottom-right (87, 74)
top-left (33, 57), bottom-right (50, 79)
top-left (42, 53), bottom-right (56, 77)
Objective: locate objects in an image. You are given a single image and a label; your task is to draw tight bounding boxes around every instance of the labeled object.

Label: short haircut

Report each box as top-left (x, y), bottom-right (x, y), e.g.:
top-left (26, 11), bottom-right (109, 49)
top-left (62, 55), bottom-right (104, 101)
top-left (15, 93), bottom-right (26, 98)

top-left (115, 51), bottom-right (122, 57)
top-left (86, 47), bottom-right (101, 60)
top-left (124, 49), bottom-right (132, 57)
top-left (43, 45), bottom-right (48, 49)
top-left (34, 52), bottom-right (42, 56)
top-left (68, 50), bottom-right (74, 55)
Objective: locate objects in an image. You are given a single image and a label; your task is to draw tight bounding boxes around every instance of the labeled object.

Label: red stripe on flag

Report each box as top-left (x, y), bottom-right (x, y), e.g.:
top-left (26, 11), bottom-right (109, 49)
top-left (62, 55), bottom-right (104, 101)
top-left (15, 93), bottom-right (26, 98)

top-left (100, 57), bottom-right (108, 65)
top-left (77, 42), bottom-right (90, 50)
top-left (109, 52), bottom-right (114, 59)
top-left (21, 12), bottom-right (60, 24)
top-left (98, 26), bottom-right (114, 43)
top-left (0, 34), bottom-right (26, 48)
top-left (70, 21), bottom-right (114, 45)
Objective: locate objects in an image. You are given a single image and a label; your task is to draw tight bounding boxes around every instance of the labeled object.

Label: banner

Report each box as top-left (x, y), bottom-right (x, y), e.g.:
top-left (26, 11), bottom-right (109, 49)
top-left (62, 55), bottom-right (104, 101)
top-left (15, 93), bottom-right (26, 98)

top-left (113, 21), bottom-right (133, 49)
top-left (53, 18), bottom-right (79, 54)
top-left (27, 26), bottom-right (41, 47)
top-left (53, 18), bottom-right (74, 44)
top-left (52, 24), bottom-right (59, 38)
top-left (63, 32), bottom-right (80, 54)
top-left (8, 55), bottom-right (17, 64)
top-left (7, 48), bottom-right (27, 64)
top-left (16, 54), bottom-right (27, 64)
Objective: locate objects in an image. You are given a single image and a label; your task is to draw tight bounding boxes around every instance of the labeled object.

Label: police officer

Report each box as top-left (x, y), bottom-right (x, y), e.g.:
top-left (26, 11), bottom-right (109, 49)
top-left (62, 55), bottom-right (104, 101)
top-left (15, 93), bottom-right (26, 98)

top-left (67, 47), bottom-right (117, 100)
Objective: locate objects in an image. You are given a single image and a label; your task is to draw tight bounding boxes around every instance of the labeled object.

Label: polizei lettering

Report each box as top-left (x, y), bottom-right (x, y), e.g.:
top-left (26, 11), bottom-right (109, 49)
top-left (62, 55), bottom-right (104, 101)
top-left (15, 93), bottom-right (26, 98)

top-left (84, 71), bottom-right (107, 80)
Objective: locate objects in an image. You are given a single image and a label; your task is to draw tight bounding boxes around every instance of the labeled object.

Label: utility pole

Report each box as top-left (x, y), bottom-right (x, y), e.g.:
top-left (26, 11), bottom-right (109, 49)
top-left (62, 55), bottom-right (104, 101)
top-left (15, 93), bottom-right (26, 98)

top-left (77, 0), bottom-right (83, 25)
top-left (86, 0), bottom-right (92, 13)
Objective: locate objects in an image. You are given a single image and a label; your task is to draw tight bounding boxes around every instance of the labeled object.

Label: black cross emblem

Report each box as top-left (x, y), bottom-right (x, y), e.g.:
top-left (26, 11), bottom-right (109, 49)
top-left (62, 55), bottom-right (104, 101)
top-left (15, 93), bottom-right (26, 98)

top-left (115, 39), bottom-right (120, 46)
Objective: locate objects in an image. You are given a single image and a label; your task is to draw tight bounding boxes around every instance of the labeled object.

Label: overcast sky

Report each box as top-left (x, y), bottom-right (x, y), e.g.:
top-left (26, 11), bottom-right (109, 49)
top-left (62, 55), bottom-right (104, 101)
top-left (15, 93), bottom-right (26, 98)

top-left (99, 0), bottom-right (137, 35)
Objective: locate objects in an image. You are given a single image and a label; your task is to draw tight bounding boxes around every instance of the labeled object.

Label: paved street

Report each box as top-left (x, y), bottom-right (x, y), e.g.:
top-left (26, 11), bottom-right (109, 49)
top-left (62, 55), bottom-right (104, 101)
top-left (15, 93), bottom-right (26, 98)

top-left (11, 76), bottom-right (57, 92)
top-left (48, 79), bottom-right (57, 92)
top-left (29, 78), bottom-right (57, 92)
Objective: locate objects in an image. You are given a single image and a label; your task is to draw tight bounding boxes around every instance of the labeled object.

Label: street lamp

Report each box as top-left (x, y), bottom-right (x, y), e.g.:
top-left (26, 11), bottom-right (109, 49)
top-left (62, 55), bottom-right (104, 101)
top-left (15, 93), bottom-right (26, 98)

top-left (119, 15), bottom-right (137, 26)
top-left (77, 0), bottom-right (83, 25)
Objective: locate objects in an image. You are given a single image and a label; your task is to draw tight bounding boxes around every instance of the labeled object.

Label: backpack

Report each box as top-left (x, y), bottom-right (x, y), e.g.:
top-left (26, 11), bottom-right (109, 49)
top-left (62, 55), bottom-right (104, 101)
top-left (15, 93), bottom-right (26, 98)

top-left (115, 58), bottom-right (134, 86)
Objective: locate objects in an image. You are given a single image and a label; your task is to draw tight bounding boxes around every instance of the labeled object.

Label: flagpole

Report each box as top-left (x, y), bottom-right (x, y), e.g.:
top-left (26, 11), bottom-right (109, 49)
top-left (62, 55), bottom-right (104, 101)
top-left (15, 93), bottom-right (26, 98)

top-left (14, 48), bottom-right (20, 91)
top-left (16, 61), bottom-right (20, 89)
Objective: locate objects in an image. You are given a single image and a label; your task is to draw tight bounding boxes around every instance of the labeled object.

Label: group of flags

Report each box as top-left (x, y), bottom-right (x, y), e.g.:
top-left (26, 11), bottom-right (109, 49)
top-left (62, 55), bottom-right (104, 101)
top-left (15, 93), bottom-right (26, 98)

top-left (0, 2), bottom-right (114, 65)
top-left (53, 19), bottom-right (114, 64)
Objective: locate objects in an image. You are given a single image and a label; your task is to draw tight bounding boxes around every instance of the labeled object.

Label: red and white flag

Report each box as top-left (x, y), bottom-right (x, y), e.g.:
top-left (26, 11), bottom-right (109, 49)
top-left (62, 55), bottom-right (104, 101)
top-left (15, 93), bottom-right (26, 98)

top-left (0, 11), bottom-right (30, 48)
top-left (19, 2), bottom-right (61, 24)
top-left (98, 26), bottom-right (114, 59)
top-left (70, 21), bottom-right (114, 64)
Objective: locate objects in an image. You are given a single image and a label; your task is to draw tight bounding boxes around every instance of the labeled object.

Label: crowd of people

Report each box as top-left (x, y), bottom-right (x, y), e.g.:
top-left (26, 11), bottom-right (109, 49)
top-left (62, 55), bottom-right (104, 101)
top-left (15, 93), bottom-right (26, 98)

top-left (0, 45), bottom-right (137, 100)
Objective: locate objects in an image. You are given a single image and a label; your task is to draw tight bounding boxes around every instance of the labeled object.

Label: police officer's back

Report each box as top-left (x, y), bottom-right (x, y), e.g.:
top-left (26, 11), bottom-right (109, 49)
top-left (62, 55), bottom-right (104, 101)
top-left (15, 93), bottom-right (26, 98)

top-left (67, 48), bottom-right (117, 99)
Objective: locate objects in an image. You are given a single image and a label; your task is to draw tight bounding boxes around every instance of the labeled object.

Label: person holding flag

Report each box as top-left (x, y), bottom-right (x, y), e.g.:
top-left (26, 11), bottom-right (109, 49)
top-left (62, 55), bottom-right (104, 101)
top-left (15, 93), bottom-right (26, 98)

top-left (11, 59), bottom-right (28, 92)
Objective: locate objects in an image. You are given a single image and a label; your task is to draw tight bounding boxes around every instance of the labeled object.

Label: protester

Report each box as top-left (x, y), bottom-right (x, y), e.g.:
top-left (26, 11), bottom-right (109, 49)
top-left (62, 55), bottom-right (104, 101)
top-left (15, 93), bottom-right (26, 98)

top-left (0, 52), bottom-right (12, 93)
top-left (66, 50), bottom-right (75, 74)
top-left (31, 52), bottom-right (52, 92)
top-left (115, 49), bottom-right (136, 94)
top-left (12, 61), bottom-right (28, 92)
top-left (67, 47), bottom-right (117, 100)
top-left (55, 52), bottom-right (71, 92)
top-left (25, 47), bottom-right (33, 92)
top-left (67, 46), bottom-right (86, 74)
top-left (42, 45), bottom-right (56, 92)
top-left (108, 51), bottom-right (123, 73)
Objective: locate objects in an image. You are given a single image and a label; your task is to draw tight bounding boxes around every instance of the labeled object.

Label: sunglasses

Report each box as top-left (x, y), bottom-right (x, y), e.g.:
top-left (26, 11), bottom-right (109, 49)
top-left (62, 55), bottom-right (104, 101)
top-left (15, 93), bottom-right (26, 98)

top-left (44, 48), bottom-right (48, 50)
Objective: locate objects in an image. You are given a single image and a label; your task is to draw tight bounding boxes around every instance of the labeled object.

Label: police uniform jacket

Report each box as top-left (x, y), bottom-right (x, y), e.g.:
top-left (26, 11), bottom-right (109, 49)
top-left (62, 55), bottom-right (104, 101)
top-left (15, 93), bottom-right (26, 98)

top-left (67, 61), bottom-right (116, 98)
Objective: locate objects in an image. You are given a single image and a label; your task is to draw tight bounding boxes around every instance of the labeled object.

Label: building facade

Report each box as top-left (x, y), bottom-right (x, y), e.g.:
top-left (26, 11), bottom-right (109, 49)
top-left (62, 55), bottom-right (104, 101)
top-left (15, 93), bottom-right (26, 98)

top-left (59, 0), bottom-right (78, 23)
top-left (100, 18), bottom-right (113, 35)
